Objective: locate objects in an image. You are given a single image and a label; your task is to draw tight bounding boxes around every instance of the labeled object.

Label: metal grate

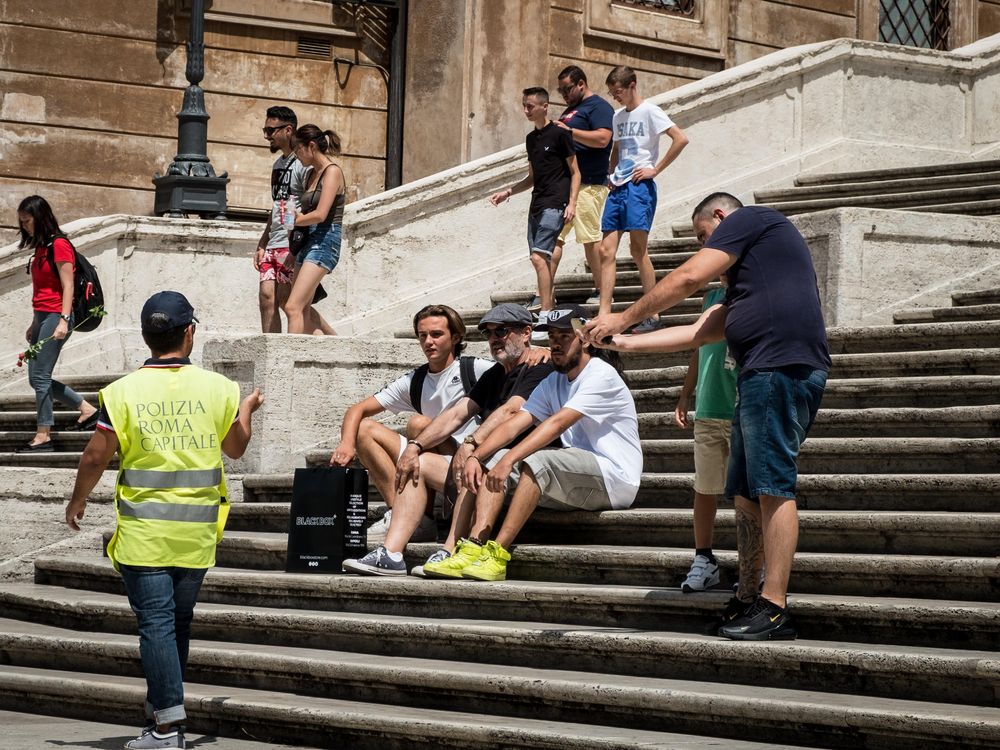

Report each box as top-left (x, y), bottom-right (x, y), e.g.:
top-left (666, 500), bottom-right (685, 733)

top-left (297, 36), bottom-right (333, 60)
top-left (612, 0), bottom-right (696, 16)
top-left (879, 0), bottom-right (951, 50)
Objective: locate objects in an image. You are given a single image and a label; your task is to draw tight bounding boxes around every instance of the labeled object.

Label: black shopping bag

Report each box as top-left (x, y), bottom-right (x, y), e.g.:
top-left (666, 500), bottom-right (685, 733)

top-left (286, 466), bottom-right (368, 573)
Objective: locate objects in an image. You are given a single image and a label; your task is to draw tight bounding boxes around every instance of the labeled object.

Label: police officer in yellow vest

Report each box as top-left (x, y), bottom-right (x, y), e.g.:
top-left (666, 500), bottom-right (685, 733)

top-left (66, 291), bottom-right (263, 750)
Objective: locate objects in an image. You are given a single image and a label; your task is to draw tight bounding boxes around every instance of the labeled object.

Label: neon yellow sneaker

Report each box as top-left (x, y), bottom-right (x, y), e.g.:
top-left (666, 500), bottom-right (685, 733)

top-left (422, 539), bottom-right (483, 579)
top-left (461, 540), bottom-right (511, 581)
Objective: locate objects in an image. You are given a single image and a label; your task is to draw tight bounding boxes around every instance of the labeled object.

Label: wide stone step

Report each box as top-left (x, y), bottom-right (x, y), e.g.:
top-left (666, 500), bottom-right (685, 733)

top-left (0, 617), bottom-right (997, 748)
top-left (893, 303), bottom-right (1000, 324)
top-left (0, 431), bottom-right (92, 452)
top-left (633, 375), bottom-right (1000, 411)
top-left (0, 391), bottom-right (100, 411)
top-left (829, 320), bottom-right (1000, 353)
top-left (761, 184), bottom-right (1000, 216)
top-left (757, 169), bottom-right (1000, 202)
top-left (225, 498), bottom-right (1000, 556)
top-left (205, 533), bottom-right (1000, 601)
top-left (488, 290), bottom-right (706, 312)
top-left (640, 406), bottom-right (1000, 439)
top-left (640, 436), bottom-right (999, 474)
top-left (0, 450), bottom-right (115, 470)
top-left (0, 665), bottom-right (771, 750)
top-left (794, 158), bottom-right (1000, 187)
top-left (953, 287), bottom-right (1000, 306)
top-left (243, 472), bottom-right (999, 513)
top-left (28, 556), bottom-right (1000, 649)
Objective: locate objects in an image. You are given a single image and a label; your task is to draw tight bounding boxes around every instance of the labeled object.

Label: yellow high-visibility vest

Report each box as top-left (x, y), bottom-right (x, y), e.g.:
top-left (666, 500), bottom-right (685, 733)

top-left (102, 362), bottom-right (240, 569)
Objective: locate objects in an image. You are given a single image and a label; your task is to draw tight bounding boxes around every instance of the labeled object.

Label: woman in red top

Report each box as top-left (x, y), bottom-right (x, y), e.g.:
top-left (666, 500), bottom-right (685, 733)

top-left (17, 196), bottom-right (97, 452)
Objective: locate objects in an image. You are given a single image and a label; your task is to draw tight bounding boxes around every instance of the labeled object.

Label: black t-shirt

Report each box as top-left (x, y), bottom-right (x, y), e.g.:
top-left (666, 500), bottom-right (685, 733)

top-left (558, 94), bottom-right (614, 185)
top-left (468, 361), bottom-right (559, 447)
top-left (706, 206), bottom-right (832, 373)
top-left (525, 122), bottom-right (574, 215)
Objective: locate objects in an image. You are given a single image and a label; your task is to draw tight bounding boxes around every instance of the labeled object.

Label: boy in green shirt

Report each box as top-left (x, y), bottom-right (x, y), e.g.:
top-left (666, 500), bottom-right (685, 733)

top-left (675, 276), bottom-right (738, 591)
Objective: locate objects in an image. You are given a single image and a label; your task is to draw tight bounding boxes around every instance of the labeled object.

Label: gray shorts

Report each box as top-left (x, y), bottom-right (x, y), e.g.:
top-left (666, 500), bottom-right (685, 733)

top-left (488, 447), bottom-right (612, 511)
top-left (527, 208), bottom-right (565, 257)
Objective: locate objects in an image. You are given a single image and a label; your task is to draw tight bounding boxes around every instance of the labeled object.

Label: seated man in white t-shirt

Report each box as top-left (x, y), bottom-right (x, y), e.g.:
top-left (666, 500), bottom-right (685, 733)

top-left (330, 304), bottom-right (494, 543)
top-left (447, 303), bottom-right (643, 582)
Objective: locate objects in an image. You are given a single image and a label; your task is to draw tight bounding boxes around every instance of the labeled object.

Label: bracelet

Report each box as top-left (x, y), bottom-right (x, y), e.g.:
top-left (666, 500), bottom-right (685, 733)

top-left (469, 455), bottom-right (484, 466)
top-left (407, 439), bottom-right (424, 454)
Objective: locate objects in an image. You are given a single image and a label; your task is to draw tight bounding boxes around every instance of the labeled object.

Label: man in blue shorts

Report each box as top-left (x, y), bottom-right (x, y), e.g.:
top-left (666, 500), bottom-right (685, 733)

top-left (598, 65), bottom-right (689, 332)
top-left (490, 87), bottom-right (581, 340)
top-left (582, 192), bottom-right (831, 641)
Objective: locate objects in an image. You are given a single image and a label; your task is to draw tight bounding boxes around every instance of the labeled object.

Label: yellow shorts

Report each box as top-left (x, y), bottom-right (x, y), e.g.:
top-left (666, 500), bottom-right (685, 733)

top-left (558, 184), bottom-right (609, 245)
top-left (693, 418), bottom-right (732, 496)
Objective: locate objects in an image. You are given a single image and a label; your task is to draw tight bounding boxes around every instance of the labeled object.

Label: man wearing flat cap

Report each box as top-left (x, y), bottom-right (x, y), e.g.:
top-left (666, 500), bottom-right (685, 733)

top-left (452, 303), bottom-right (642, 581)
top-left (65, 291), bottom-right (264, 750)
top-left (342, 302), bottom-right (554, 577)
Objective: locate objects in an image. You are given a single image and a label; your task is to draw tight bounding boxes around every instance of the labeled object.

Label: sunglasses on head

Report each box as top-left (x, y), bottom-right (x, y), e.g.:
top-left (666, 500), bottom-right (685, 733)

top-left (262, 123), bottom-right (292, 136)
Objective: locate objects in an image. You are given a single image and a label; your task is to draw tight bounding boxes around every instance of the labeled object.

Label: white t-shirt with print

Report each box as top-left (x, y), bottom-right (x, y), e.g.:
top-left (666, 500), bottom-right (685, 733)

top-left (267, 154), bottom-right (309, 250)
top-left (374, 357), bottom-right (495, 440)
top-left (521, 357), bottom-right (642, 509)
top-left (609, 101), bottom-right (675, 186)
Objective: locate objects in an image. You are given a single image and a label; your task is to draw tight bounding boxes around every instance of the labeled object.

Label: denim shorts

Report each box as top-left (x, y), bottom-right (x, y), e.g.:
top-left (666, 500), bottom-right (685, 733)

top-left (527, 208), bottom-right (565, 257)
top-left (601, 179), bottom-right (657, 233)
top-left (725, 365), bottom-right (827, 502)
top-left (296, 223), bottom-right (341, 273)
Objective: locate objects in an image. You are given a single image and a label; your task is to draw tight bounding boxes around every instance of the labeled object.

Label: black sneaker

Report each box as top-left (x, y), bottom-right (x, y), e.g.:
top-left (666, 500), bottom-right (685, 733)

top-left (704, 595), bottom-right (753, 634)
top-left (718, 596), bottom-right (797, 641)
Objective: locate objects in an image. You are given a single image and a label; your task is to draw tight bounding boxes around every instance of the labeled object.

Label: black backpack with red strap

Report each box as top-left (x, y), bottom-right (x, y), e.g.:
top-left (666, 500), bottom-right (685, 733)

top-left (45, 236), bottom-right (106, 332)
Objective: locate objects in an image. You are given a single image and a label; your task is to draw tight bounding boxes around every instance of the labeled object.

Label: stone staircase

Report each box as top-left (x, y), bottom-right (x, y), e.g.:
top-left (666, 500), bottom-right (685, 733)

top-left (1, 265), bottom-right (1000, 746)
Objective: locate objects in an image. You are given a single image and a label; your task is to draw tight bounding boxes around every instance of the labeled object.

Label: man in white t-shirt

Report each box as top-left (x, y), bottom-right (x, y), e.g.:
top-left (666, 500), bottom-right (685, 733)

top-left (330, 304), bottom-right (494, 543)
top-left (597, 66), bottom-right (688, 333)
top-left (444, 303), bottom-right (643, 582)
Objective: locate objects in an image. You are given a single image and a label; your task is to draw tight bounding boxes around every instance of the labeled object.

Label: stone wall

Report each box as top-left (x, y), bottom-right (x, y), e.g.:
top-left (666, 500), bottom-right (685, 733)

top-left (0, 0), bottom-right (390, 241)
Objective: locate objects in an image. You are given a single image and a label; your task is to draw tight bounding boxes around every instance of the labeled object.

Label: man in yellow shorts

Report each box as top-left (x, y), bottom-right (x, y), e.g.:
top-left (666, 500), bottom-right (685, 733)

top-left (547, 65), bottom-right (615, 307)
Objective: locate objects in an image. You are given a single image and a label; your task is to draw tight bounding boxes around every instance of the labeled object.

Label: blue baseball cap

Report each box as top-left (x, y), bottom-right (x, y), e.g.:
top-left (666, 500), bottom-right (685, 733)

top-left (140, 291), bottom-right (198, 333)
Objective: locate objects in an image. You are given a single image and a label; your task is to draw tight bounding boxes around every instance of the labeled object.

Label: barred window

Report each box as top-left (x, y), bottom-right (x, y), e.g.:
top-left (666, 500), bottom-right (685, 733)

top-left (879, 0), bottom-right (951, 50)
top-left (612, 0), bottom-right (696, 16)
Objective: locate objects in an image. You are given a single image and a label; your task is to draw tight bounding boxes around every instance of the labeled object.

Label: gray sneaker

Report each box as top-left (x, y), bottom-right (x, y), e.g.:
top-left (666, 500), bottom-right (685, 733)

top-left (632, 316), bottom-right (661, 334)
top-left (585, 290), bottom-right (602, 305)
top-left (125, 726), bottom-right (184, 749)
top-left (527, 296), bottom-right (543, 312)
top-left (343, 546), bottom-right (407, 576)
top-left (411, 548), bottom-right (450, 577)
top-left (681, 554), bottom-right (720, 593)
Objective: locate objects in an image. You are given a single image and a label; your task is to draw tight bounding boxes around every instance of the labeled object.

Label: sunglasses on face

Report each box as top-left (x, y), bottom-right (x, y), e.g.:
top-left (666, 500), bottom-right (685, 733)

top-left (262, 123), bottom-right (292, 136)
top-left (483, 326), bottom-right (511, 339)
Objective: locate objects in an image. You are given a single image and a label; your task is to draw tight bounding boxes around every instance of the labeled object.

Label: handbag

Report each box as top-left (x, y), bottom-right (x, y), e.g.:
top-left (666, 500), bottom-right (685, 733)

top-left (285, 466), bottom-right (368, 572)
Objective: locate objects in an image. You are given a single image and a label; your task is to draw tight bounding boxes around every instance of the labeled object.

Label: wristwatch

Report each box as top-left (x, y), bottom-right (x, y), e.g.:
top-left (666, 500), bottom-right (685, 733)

top-left (463, 434), bottom-right (479, 448)
top-left (59, 314), bottom-right (71, 323)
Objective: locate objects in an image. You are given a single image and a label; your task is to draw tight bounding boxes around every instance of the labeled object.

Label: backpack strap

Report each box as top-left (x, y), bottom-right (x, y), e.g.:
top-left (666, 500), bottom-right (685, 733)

top-left (459, 355), bottom-right (479, 395)
top-left (46, 235), bottom-right (76, 278)
top-left (408, 364), bottom-right (430, 415)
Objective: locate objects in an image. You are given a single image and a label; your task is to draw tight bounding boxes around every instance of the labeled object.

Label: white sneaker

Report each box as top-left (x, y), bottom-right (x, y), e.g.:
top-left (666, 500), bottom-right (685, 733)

top-left (366, 508), bottom-right (392, 547)
top-left (681, 554), bottom-right (720, 593)
top-left (531, 311), bottom-right (550, 342)
top-left (125, 727), bottom-right (185, 749)
top-left (632, 316), bottom-right (661, 334)
top-left (411, 548), bottom-right (450, 577)
top-left (527, 296), bottom-right (543, 312)
top-left (585, 290), bottom-right (601, 305)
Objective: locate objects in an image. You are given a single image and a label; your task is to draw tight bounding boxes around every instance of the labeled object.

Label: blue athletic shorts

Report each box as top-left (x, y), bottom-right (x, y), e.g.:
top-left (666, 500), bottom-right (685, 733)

top-left (726, 365), bottom-right (827, 502)
top-left (601, 179), bottom-right (657, 233)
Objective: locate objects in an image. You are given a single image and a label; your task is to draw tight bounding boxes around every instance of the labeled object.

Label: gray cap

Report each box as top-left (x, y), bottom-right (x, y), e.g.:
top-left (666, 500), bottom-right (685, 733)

top-left (477, 302), bottom-right (533, 330)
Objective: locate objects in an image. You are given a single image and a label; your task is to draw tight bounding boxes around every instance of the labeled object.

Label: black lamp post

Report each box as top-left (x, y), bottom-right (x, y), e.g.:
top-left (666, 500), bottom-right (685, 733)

top-left (153, 0), bottom-right (229, 219)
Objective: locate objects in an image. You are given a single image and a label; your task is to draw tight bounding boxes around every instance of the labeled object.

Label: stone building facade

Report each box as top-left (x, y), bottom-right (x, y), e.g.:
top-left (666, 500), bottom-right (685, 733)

top-left (1, 0), bottom-right (997, 239)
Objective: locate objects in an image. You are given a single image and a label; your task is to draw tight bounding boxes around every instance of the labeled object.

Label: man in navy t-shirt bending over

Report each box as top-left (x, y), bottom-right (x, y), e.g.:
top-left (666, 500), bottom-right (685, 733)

top-left (582, 192), bottom-right (830, 641)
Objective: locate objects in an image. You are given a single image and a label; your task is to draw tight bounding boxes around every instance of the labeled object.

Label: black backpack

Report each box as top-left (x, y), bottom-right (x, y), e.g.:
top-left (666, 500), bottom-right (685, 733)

top-left (408, 356), bottom-right (479, 414)
top-left (46, 237), bottom-right (105, 332)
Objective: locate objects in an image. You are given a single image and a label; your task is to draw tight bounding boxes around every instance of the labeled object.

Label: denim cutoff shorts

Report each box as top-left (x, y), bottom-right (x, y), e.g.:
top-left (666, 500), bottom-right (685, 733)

top-left (296, 223), bottom-right (342, 273)
top-left (725, 365), bottom-right (827, 502)
top-left (527, 208), bottom-right (565, 257)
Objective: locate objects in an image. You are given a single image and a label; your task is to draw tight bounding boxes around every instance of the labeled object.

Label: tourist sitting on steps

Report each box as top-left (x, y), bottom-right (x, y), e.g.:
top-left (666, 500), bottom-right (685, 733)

top-left (423, 304), bottom-right (642, 583)
top-left (329, 304), bottom-right (495, 545)
top-left (341, 303), bottom-right (555, 576)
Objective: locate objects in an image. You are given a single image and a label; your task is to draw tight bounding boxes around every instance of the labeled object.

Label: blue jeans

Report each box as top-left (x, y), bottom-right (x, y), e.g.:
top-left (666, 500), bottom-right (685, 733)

top-left (119, 565), bottom-right (208, 726)
top-left (28, 310), bottom-right (83, 427)
top-left (726, 365), bottom-right (827, 502)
